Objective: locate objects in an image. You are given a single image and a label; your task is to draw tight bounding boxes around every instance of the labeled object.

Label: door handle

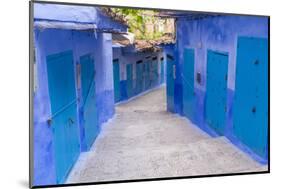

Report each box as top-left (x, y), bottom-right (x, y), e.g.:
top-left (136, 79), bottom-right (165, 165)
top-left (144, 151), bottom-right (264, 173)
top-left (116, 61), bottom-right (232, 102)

top-left (252, 106), bottom-right (256, 114)
top-left (68, 118), bottom-right (74, 124)
top-left (47, 118), bottom-right (52, 127)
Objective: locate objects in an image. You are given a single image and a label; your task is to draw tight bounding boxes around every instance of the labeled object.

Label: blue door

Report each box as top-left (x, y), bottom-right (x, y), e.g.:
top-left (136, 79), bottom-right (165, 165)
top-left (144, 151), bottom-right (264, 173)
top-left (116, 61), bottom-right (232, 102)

top-left (182, 48), bottom-right (195, 121)
top-left (166, 54), bottom-right (175, 112)
top-left (151, 57), bottom-right (158, 87)
top-left (136, 61), bottom-right (143, 94)
top-left (113, 59), bottom-right (121, 102)
top-left (80, 54), bottom-right (98, 151)
top-left (148, 60), bottom-right (153, 89)
top-left (144, 61), bottom-right (150, 90)
top-left (205, 50), bottom-right (229, 135)
top-left (160, 57), bottom-right (164, 83)
top-left (126, 64), bottom-right (133, 98)
top-left (233, 36), bottom-right (268, 159)
top-left (46, 50), bottom-right (80, 184)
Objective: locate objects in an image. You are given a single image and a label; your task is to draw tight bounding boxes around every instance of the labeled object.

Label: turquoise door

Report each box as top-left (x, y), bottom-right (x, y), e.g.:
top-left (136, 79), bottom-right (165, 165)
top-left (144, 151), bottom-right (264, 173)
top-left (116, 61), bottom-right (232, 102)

top-left (182, 48), bottom-right (195, 121)
top-left (144, 61), bottom-right (150, 90)
top-left (126, 64), bottom-right (133, 98)
top-left (148, 60), bottom-right (153, 88)
top-left (80, 54), bottom-right (98, 150)
top-left (233, 36), bottom-right (268, 159)
top-left (166, 54), bottom-right (175, 112)
top-left (46, 50), bottom-right (80, 184)
top-left (136, 61), bottom-right (143, 94)
top-left (160, 57), bottom-right (164, 83)
top-left (152, 57), bottom-right (159, 86)
top-left (113, 59), bottom-right (121, 102)
top-left (205, 50), bottom-right (229, 135)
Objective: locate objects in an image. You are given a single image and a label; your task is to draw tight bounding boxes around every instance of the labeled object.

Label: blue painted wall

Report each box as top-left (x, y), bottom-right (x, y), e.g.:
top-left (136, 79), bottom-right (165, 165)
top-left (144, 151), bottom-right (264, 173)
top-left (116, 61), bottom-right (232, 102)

top-left (34, 3), bottom-right (127, 32)
top-left (161, 44), bottom-right (176, 112)
top-left (33, 3), bottom-right (127, 186)
top-left (173, 15), bottom-right (268, 162)
top-left (34, 28), bottom-right (116, 185)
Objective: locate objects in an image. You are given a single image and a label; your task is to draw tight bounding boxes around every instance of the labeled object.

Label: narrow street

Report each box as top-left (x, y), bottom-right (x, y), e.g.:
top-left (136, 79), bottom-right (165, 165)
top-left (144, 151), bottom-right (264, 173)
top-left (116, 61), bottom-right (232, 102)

top-left (66, 86), bottom-right (266, 183)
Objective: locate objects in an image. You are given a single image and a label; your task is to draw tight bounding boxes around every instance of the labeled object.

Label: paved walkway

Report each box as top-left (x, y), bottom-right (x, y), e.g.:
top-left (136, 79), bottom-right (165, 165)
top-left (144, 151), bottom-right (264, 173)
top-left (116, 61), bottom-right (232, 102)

top-left (66, 86), bottom-right (266, 183)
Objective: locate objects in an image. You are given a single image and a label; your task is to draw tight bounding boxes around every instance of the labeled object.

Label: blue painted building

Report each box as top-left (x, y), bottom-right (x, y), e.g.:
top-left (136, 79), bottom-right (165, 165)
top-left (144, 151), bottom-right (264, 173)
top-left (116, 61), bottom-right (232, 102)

top-left (33, 3), bottom-right (127, 186)
top-left (166, 13), bottom-right (268, 163)
top-left (112, 42), bottom-right (167, 103)
top-left (32, 3), bottom-right (268, 186)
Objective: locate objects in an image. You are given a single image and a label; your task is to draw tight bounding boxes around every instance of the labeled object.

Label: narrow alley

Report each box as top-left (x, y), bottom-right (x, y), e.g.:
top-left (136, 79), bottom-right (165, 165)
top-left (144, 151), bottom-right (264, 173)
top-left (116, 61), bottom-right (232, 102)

top-left (32, 3), bottom-right (269, 186)
top-left (66, 86), bottom-right (266, 183)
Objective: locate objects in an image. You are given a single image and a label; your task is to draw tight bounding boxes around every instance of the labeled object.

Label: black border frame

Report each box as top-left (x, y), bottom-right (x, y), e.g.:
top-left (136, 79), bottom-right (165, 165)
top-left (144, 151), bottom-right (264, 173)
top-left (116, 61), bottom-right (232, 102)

top-left (29, 1), bottom-right (270, 188)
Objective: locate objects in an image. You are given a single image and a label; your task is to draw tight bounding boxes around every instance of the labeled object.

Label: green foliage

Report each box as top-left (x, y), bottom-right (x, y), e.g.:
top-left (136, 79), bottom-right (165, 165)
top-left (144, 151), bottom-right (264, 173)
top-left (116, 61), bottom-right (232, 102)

top-left (111, 8), bottom-right (164, 40)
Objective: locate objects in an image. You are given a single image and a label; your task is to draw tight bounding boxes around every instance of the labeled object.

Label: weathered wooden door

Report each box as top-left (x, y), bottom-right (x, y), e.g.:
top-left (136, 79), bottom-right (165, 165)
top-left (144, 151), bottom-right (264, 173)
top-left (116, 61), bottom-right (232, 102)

top-left (233, 36), bottom-right (268, 159)
top-left (126, 64), bottom-right (133, 98)
top-left (80, 54), bottom-right (98, 150)
top-left (46, 50), bottom-right (80, 184)
top-left (113, 59), bottom-right (121, 102)
top-left (166, 54), bottom-right (175, 112)
top-left (205, 50), bottom-right (229, 135)
top-left (160, 57), bottom-right (164, 83)
top-left (136, 61), bottom-right (143, 94)
top-left (183, 48), bottom-right (195, 121)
